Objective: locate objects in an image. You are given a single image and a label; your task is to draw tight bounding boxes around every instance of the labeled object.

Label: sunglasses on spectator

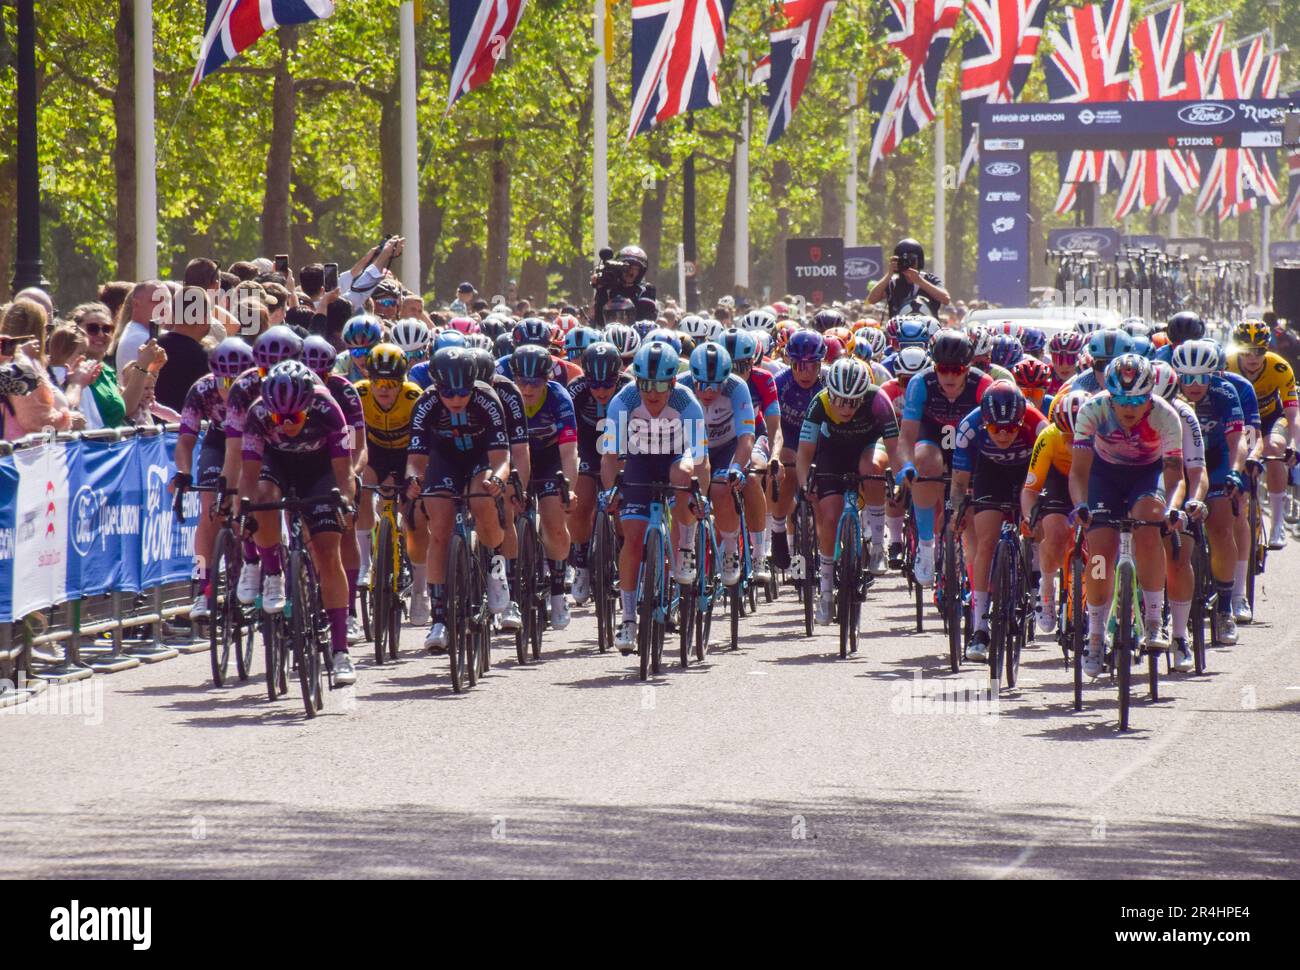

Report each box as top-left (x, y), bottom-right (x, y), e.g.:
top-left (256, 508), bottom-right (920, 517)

top-left (83, 323), bottom-right (114, 337)
top-left (636, 378), bottom-right (674, 393)
top-left (1112, 393), bottom-right (1150, 407)
top-left (985, 422), bottom-right (1019, 435)
top-left (270, 410), bottom-right (306, 427)
top-left (1178, 373), bottom-right (1212, 385)
top-left (828, 393), bottom-right (861, 410)
top-left (934, 363), bottom-right (967, 376)
top-left (436, 386), bottom-right (472, 400)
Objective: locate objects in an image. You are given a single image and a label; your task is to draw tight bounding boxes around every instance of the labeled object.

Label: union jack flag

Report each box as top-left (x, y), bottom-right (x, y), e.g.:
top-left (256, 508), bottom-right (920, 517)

top-left (1153, 20), bottom-right (1224, 214)
top-left (1113, 3), bottom-right (1193, 219)
top-left (761, 0), bottom-right (838, 144)
top-left (1196, 39), bottom-right (1280, 220)
top-left (868, 0), bottom-right (964, 174)
top-left (957, 0), bottom-right (1049, 184)
top-left (1284, 150), bottom-right (1300, 230)
top-left (191, 0), bottom-right (334, 89)
top-left (448, 0), bottom-right (529, 113)
top-left (1043, 0), bottom-right (1132, 214)
top-left (629, 0), bottom-right (736, 138)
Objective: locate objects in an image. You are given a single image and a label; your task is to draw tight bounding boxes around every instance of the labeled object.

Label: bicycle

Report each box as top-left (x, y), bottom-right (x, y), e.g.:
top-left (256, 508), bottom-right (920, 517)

top-left (789, 486), bottom-right (818, 638)
top-left (240, 489), bottom-right (351, 718)
top-left (174, 477), bottom-right (257, 688)
top-left (1181, 516), bottom-right (1214, 676)
top-left (979, 501), bottom-right (1035, 690)
top-left (727, 473), bottom-right (757, 651)
top-left (677, 495), bottom-right (720, 668)
top-left (1103, 517), bottom-right (1164, 732)
top-left (591, 494), bottom-right (619, 654)
top-left (807, 466), bottom-right (876, 660)
top-left (510, 472), bottom-right (563, 666)
top-left (361, 476), bottom-right (413, 666)
top-left (1056, 525), bottom-right (1088, 711)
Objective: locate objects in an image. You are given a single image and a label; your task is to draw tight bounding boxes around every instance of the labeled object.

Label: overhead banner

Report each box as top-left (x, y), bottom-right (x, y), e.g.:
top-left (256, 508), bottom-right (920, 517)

top-left (786, 237), bottom-right (845, 304)
top-left (843, 246), bottom-right (884, 300)
top-left (978, 152), bottom-right (1031, 305)
top-left (1046, 227), bottom-right (1123, 259)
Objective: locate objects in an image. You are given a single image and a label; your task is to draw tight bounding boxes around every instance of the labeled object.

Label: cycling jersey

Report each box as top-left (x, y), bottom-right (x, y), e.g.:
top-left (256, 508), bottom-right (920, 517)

top-left (356, 379), bottom-right (423, 450)
top-left (878, 378), bottom-right (909, 418)
top-left (801, 387), bottom-right (898, 496)
top-left (409, 383), bottom-right (510, 455)
top-left (1220, 370), bottom-right (1261, 430)
top-left (1227, 350), bottom-right (1297, 424)
top-left (326, 373), bottom-right (365, 439)
top-left (240, 385), bottom-right (352, 463)
top-left (762, 357), bottom-right (790, 380)
top-left (1024, 425), bottom-right (1073, 491)
top-left (522, 382), bottom-right (579, 453)
top-left (774, 367), bottom-right (823, 447)
top-left (1182, 377), bottom-right (1244, 460)
top-left (601, 383), bottom-right (708, 462)
top-left (1073, 393), bottom-right (1183, 465)
top-left (1168, 395), bottom-right (1206, 470)
top-left (901, 367), bottom-right (994, 448)
top-left (223, 367), bottom-right (262, 439)
top-left (679, 373), bottom-right (756, 451)
top-left (568, 374), bottom-right (632, 475)
top-left (178, 373), bottom-right (227, 438)
top-left (746, 366), bottom-right (780, 422)
top-left (952, 405), bottom-right (1045, 472)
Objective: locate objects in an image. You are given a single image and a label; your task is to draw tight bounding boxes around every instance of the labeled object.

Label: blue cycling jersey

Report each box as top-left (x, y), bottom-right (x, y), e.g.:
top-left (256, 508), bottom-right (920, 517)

top-left (602, 383), bottom-right (708, 462)
top-left (1185, 376), bottom-right (1245, 456)
top-left (522, 381), bottom-right (578, 454)
top-left (774, 367), bottom-right (823, 446)
top-left (1220, 369), bottom-right (1261, 430)
top-left (678, 373), bottom-right (756, 449)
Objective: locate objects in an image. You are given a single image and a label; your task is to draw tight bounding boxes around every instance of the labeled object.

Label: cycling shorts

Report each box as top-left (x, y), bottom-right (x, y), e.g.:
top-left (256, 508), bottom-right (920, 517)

top-left (367, 445), bottom-right (408, 488)
top-left (1039, 465), bottom-right (1072, 517)
top-left (1087, 456), bottom-right (1163, 529)
top-left (530, 447), bottom-right (567, 500)
top-left (811, 444), bottom-right (874, 498)
top-left (708, 440), bottom-right (738, 481)
top-left (424, 447), bottom-right (491, 497)
top-left (197, 428), bottom-right (226, 488)
top-left (971, 459), bottom-right (1028, 513)
top-left (258, 449), bottom-right (344, 535)
top-left (619, 453), bottom-right (680, 523)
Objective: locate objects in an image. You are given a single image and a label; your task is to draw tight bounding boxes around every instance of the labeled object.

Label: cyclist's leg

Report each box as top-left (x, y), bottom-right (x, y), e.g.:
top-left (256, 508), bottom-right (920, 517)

top-left (859, 445), bottom-right (887, 556)
top-left (874, 443), bottom-right (904, 561)
top-left (1265, 416), bottom-right (1290, 542)
top-left (1206, 492), bottom-right (1237, 618)
top-left (568, 471), bottom-right (599, 599)
top-left (421, 495), bottom-right (455, 636)
top-left (770, 446), bottom-right (798, 567)
top-left (912, 441), bottom-right (946, 579)
top-left (304, 515), bottom-right (348, 657)
top-left (1038, 512), bottom-right (1070, 621)
top-left (969, 509), bottom-right (1003, 637)
top-left (1131, 490), bottom-right (1169, 640)
top-left (669, 457), bottom-right (701, 580)
top-left (355, 464), bottom-right (379, 581)
top-left (538, 490), bottom-right (570, 597)
top-left (744, 435), bottom-right (771, 571)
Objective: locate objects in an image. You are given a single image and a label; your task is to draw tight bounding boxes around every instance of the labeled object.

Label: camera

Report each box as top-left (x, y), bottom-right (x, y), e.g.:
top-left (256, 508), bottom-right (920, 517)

top-left (895, 252), bottom-right (920, 272)
top-left (595, 247), bottom-right (629, 289)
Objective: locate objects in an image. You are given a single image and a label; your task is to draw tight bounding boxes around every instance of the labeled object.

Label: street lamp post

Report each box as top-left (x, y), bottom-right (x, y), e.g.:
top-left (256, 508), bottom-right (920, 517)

top-left (11, 0), bottom-right (48, 294)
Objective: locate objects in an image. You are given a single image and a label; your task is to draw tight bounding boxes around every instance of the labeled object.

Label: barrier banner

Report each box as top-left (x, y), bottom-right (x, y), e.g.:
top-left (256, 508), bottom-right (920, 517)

top-left (0, 455), bottom-right (18, 623)
top-left (68, 436), bottom-right (143, 599)
top-left (10, 441), bottom-right (71, 620)
top-left (1046, 227), bottom-right (1122, 259)
top-left (137, 432), bottom-right (198, 589)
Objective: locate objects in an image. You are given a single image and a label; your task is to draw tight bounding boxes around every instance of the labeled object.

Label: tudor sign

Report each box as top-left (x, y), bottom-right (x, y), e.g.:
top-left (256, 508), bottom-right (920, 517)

top-left (786, 237), bottom-right (845, 303)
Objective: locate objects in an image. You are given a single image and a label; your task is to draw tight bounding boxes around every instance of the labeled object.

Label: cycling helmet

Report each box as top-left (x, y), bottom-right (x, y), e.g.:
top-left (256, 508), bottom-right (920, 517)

top-left (553, 313), bottom-right (581, 339)
top-left (447, 315), bottom-right (481, 336)
top-left (632, 320), bottom-right (658, 342)
top-left (434, 329), bottom-right (467, 353)
top-left (493, 333), bottom-right (515, 359)
top-left (1053, 390), bottom-right (1089, 434)
top-left (720, 328), bottom-right (759, 364)
top-left (603, 296), bottom-right (637, 323)
top-left (995, 320), bottom-right (1026, 341)
top-left (391, 318), bottom-right (431, 360)
top-left (930, 329), bottom-right (975, 367)
top-left (896, 318), bottom-right (931, 349)
top-left (990, 335), bottom-right (1023, 369)
top-left (825, 357), bottom-right (873, 400)
top-left (1150, 360), bottom-right (1178, 402)
top-left (1234, 320), bottom-right (1271, 349)
top-left (1013, 357), bottom-right (1052, 391)
top-left (462, 332), bottom-right (494, 352)
top-left (645, 327), bottom-right (682, 354)
top-left (1020, 326), bottom-right (1047, 356)
top-left (430, 347), bottom-right (476, 393)
top-left (604, 323), bottom-right (641, 359)
top-left (368, 342), bottom-right (408, 382)
top-left (1048, 331), bottom-right (1085, 356)
top-left (851, 340), bottom-right (875, 363)
top-left (467, 348), bottom-right (498, 384)
top-left (893, 238), bottom-right (925, 270)
top-left (1129, 335), bottom-right (1154, 359)
top-left (774, 321), bottom-right (799, 353)
top-left (1120, 317), bottom-right (1151, 338)
top-left (341, 314), bottom-right (383, 352)
top-left (917, 316), bottom-right (943, 340)
top-left (824, 336), bottom-right (845, 363)
top-left (980, 382), bottom-right (1026, 426)
top-left (632, 341), bottom-right (679, 382)
top-left (513, 317), bottom-right (552, 347)
top-left (1074, 316), bottom-right (1107, 336)
top-left (253, 325), bottom-right (304, 371)
top-left (210, 337), bottom-right (255, 379)
top-left (511, 343), bottom-right (553, 383)
top-left (858, 326), bottom-right (888, 360)
top-left (261, 361), bottom-right (317, 416)
top-left (967, 324), bottom-right (994, 359)
top-left (582, 342), bottom-right (623, 384)
top-left (786, 330), bottom-right (827, 363)
top-left (1166, 311), bottom-right (1205, 345)
top-left (296, 336), bottom-right (335, 377)
top-left (702, 318), bottom-right (724, 343)
top-left (1172, 339), bottom-right (1220, 377)
top-left (883, 317), bottom-right (904, 350)
top-left (738, 308), bottom-right (776, 332)
top-left (812, 308), bottom-right (846, 333)
top-left (689, 342), bottom-right (732, 384)
top-left (894, 346), bottom-right (931, 379)
top-left (564, 326), bottom-right (600, 362)
top-left (678, 314), bottom-right (711, 340)
top-left (823, 326), bottom-right (853, 354)
top-left (479, 314), bottom-right (510, 340)
top-left (1104, 354), bottom-right (1156, 399)
top-left (1086, 328), bottom-right (1133, 365)
top-left (680, 334), bottom-right (697, 358)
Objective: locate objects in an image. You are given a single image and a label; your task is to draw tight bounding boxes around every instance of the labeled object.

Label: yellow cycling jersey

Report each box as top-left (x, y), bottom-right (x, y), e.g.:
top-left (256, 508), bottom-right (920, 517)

top-left (1228, 350), bottom-right (1297, 420)
top-left (1023, 424), bottom-right (1073, 492)
top-left (356, 380), bottom-right (423, 450)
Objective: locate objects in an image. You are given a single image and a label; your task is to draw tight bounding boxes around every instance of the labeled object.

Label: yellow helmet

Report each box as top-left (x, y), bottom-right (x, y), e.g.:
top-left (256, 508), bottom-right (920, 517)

top-left (367, 342), bottom-right (408, 381)
top-left (1233, 320), bottom-right (1270, 350)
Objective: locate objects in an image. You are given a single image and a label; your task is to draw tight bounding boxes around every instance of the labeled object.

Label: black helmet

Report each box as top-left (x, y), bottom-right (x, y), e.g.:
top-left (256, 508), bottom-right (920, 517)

top-left (430, 347), bottom-right (475, 394)
top-left (894, 238), bottom-right (925, 270)
top-left (510, 343), bottom-right (553, 383)
top-left (604, 296), bottom-right (636, 323)
top-left (467, 348), bottom-right (497, 384)
top-left (582, 341), bottom-right (624, 384)
top-left (494, 332), bottom-right (515, 359)
top-left (929, 329), bottom-right (974, 367)
top-left (618, 245), bottom-right (649, 278)
top-left (1166, 310), bottom-right (1205, 346)
top-left (812, 308), bottom-right (846, 333)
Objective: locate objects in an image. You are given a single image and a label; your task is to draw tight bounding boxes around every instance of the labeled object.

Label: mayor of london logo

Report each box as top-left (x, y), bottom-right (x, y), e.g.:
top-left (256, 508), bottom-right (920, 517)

top-left (1078, 109), bottom-right (1096, 125)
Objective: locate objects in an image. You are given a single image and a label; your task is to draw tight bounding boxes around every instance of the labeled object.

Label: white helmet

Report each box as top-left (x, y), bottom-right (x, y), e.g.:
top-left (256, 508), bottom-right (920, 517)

top-left (966, 324), bottom-right (994, 359)
top-left (1171, 338), bottom-right (1219, 377)
top-left (678, 314), bottom-right (711, 340)
top-left (859, 327), bottom-right (888, 359)
top-left (894, 345), bottom-right (931, 378)
top-left (738, 309), bottom-right (776, 332)
top-left (1150, 359), bottom-right (1179, 402)
top-left (391, 317), bottom-right (432, 358)
top-left (825, 357), bottom-right (873, 399)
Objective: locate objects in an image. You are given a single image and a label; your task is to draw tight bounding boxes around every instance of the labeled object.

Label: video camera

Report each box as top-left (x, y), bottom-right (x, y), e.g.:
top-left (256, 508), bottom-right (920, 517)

top-left (594, 247), bottom-right (630, 289)
top-left (894, 251), bottom-right (921, 272)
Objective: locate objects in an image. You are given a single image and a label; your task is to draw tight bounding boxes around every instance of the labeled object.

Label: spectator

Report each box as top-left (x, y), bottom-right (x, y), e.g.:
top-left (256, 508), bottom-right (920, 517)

top-left (97, 281), bottom-right (133, 322)
top-left (299, 263), bottom-right (325, 303)
top-left (0, 361), bottom-right (40, 425)
top-left (14, 286), bottom-right (55, 320)
top-left (111, 280), bottom-right (164, 374)
top-left (46, 322), bottom-right (89, 390)
top-left (451, 281), bottom-right (476, 313)
top-left (371, 278), bottom-right (402, 321)
top-left (154, 287), bottom-right (216, 413)
top-left (185, 256), bottom-right (242, 337)
top-left (69, 302), bottom-right (129, 429)
top-left (339, 238), bottom-right (403, 310)
top-left (322, 298), bottom-right (352, 351)
top-left (228, 260), bottom-right (259, 282)
top-left (261, 281), bottom-right (290, 327)
top-left (1, 298), bottom-right (85, 438)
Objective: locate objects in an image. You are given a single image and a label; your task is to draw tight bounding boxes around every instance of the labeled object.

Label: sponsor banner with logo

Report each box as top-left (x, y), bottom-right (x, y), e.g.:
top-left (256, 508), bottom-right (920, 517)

top-left (978, 152), bottom-right (1031, 305)
top-left (67, 436), bottom-right (144, 599)
top-left (0, 455), bottom-right (17, 623)
top-left (10, 442), bottom-right (71, 621)
top-left (842, 246), bottom-right (884, 300)
top-left (138, 431), bottom-right (199, 589)
top-left (1121, 235), bottom-right (1166, 251)
top-left (1166, 237), bottom-right (1214, 258)
top-left (786, 237), bottom-right (845, 303)
top-left (1046, 228), bottom-right (1122, 259)
top-left (1269, 241), bottom-right (1300, 264)
top-left (1209, 240), bottom-right (1255, 263)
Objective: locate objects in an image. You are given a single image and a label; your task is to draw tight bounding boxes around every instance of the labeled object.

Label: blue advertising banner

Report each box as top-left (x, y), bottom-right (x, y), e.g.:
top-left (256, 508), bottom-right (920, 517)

top-left (843, 246), bottom-right (884, 300)
top-left (1047, 227), bottom-right (1123, 259)
top-left (978, 152), bottom-right (1031, 305)
top-left (0, 454), bottom-right (18, 624)
top-left (1270, 241), bottom-right (1300, 263)
top-left (137, 432), bottom-right (197, 589)
top-left (163, 431), bottom-right (200, 584)
top-left (1121, 235), bottom-right (1166, 251)
top-left (67, 437), bottom-right (143, 599)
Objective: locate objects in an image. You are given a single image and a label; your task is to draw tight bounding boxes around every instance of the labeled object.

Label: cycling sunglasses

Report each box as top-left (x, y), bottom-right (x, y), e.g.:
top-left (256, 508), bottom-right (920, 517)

top-left (1112, 393), bottom-right (1150, 407)
top-left (515, 375), bottom-right (548, 388)
top-left (375, 298), bottom-right (399, 308)
top-left (436, 386), bottom-right (472, 400)
top-left (828, 393), bottom-right (861, 410)
top-left (731, 358), bottom-right (754, 371)
top-left (636, 378), bottom-right (675, 393)
top-left (269, 409), bottom-right (306, 427)
top-left (694, 381), bottom-right (725, 393)
top-left (985, 422), bottom-right (1019, 435)
top-left (348, 347), bottom-right (371, 359)
top-left (1050, 352), bottom-right (1079, 365)
top-left (588, 377), bottom-right (621, 390)
top-left (790, 357), bottom-right (821, 368)
top-left (1178, 373), bottom-right (1212, 386)
top-left (934, 363), bottom-right (968, 376)
top-left (1238, 346), bottom-right (1267, 357)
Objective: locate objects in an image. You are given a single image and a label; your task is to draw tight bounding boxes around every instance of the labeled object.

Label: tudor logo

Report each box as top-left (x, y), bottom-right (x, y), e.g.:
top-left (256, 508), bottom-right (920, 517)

top-left (985, 161), bottom-right (1021, 177)
top-left (1178, 103), bottom-right (1235, 126)
top-left (1078, 109), bottom-right (1096, 125)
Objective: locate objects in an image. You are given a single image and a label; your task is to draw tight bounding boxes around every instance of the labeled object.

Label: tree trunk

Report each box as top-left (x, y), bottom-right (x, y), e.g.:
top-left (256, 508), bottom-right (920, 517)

top-left (113, 0), bottom-right (136, 280)
top-left (709, 139), bottom-right (738, 304)
top-left (485, 135), bottom-right (511, 297)
top-left (639, 143), bottom-right (669, 287)
top-left (771, 159), bottom-right (792, 301)
top-left (378, 86), bottom-right (401, 242)
top-left (564, 86), bottom-right (594, 304)
top-left (819, 168), bottom-right (842, 238)
top-left (518, 220), bottom-right (548, 306)
top-left (260, 28), bottom-right (297, 260)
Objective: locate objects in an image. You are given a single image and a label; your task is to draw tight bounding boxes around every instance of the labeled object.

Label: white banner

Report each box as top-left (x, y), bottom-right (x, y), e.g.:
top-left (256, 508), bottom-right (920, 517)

top-left (11, 442), bottom-right (70, 619)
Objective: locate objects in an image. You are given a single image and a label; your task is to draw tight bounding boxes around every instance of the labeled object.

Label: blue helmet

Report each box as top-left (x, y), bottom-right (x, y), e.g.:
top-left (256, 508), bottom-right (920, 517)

top-left (433, 329), bottom-right (467, 353)
top-left (564, 326), bottom-right (600, 361)
top-left (786, 329), bottom-right (827, 363)
top-left (1020, 326), bottom-right (1046, 355)
top-left (645, 327), bottom-right (682, 354)
top-left (510, 343), bottom-right (553, 383)
top-left (1087, 328), bottom-right (1134, 365)
top-left (896, 318), bottom-right (931, 348)
top-left (1128, 335), bottom-right (1154, 359)
top-left (720, 328), bottom-right (758, 364)
top-left (632, 341), bottom-right (679, 382)
top-left (633, 320), bottom-right (658, 341)
top-left (689, 342), bottom-right (732, 384)
top-left (989, 335), bottom-right (1023, 369)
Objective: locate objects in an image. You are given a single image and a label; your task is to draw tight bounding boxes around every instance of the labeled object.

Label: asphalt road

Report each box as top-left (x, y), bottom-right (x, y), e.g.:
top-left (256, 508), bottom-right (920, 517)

top-left (3, 546), bottom-right (1297, 879)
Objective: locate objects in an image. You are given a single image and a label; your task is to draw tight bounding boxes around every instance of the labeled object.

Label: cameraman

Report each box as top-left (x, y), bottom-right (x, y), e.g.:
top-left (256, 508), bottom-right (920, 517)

top-left (592, 244), bottom-right (657, 326)
top-left (867, 238), bottom-right (950, 318)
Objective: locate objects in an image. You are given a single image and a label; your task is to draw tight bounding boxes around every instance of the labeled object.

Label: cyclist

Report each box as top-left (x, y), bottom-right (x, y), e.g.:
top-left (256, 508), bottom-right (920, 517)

top-left (339, 314), bottom-right (384, 382)
top-left (407, 347), bottom-right (513, 652)
top-left (1153, 310), bottom-right (1205, 364)
top-left (878, 345), bottom-right (930, 567)
top-left (1063, 328), bottom-right (1133, 396)
top-left (679, 342), bottom-right (757, 586)
top-left (796, 357), bottom-right (902, 625)
top-left (1227, 320), bottom-right (1300, 549)
top-left (171, 338), bottom-right (254, 621)
top-left (1069, 355), bottom-right (1185, 678)
top-left (951, 382), bottom-right (1045, 660)
top-left (391, 317), bottom-right (432, 366)
top-left (567, 341), bottom-right (632, 605)
top-left (239, 361), bottom-right (358, 685)
top-left (969, 325), bottom-right (1015, 384)
top-left (1013, 356), bottom-right (1053, 414)
top-left (601, 341), bottom-right (709, 653)
top-left (897, 330), bottom-right (993, 585)
top-left (1046, 331), bottom-right (1085, 394)
top-left (721, 328), bottom-right (782, 580)
top-left (770, 330), bottom-right (827, 571)
top-left (510, 344), bottom-right (580, 630)
top-left (1213, 344), bottom-right (1262, 622)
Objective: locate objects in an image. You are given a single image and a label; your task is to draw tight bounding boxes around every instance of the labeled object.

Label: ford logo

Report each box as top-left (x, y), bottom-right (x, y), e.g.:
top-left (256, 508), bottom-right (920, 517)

top-left (1178, 103), bottom-right (1235, 126)
top-left (985, 162), bottom-right (1021, 177)
top-left (844, 257), bottom-right (880, 279)
top-left (1058, 232), bottom-right (1108, 251)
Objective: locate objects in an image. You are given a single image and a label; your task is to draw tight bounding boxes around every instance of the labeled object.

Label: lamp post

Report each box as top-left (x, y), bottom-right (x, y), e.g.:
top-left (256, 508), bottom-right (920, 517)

top-left (11, 0), bottom-right (48, 294)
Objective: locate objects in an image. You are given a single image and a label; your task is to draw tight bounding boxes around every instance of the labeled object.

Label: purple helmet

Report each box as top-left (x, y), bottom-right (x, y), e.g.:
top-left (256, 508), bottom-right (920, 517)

top-left (1019, 326), bottom-right (1046, 356)
top-left (786, 329), bottom-right (827, 363)
top-left (210, 338), bottom-right (254, 380)
top-left (301, 335), bottom-right (338, 376)
top-left (261, 360), bottom-right (317, 416)
top-left (989, 335), bottom-right (1023, 369)
top-left (253, 325), bottom-right (303, 372)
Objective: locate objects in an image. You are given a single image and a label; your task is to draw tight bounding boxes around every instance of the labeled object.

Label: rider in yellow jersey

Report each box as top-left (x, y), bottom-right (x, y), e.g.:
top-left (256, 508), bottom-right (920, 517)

top-left (1227, 320), bottom-right (1300, 549)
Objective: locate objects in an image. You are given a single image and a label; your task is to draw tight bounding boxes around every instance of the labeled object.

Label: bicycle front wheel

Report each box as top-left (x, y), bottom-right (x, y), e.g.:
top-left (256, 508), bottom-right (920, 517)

top-left (592, 510), bottom-right (616, 654)
top-left (447, 533), bottom-right (474, 693)
top-left (373, 518), bottom-right (395, 665)
top-left (208, 528), bottom-right (235, 687)
top-left (638, 528), bottom-right (665, 681)
top-left (944, 531), bottom-right (961, 672)
top-left (1116, 561), bottom-right (1135, 731)
top-left (1070, 552), bottom-right (1085, 711)
top-left (837, 520), bottom-right (860, 659)
top-left (988, 543), bottom-right (1010, 686)
top-left (291, 549), bottom-right (322, 717)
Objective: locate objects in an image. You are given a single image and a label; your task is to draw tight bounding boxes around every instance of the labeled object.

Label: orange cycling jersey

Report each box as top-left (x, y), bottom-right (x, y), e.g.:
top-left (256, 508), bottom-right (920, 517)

top-left (1023, 424), bottom-right (1073, 492)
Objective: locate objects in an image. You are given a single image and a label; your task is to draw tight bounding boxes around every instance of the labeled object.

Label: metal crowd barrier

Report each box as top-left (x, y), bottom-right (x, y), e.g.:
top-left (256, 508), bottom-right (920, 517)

top-left (0, 424), bottom-right (205, 706)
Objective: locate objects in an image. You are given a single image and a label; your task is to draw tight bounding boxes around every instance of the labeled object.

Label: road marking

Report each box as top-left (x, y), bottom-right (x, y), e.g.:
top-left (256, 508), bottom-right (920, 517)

top-left (747, 670), bottom-right (767, 676)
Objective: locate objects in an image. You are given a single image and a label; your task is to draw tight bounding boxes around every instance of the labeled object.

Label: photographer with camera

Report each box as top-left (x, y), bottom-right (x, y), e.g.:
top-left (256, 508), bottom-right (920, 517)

top-left (867, 238), bottom-right (950, 318)
top-left (591, 245), bottom-right (658, 327)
